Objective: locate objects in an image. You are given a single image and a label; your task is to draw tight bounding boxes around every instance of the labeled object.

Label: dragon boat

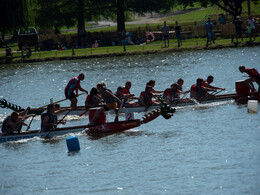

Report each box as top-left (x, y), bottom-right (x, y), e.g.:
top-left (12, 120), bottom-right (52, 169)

top-left (0, 80), bottom-right (259, 117)
top-left (0, 93), bottom-right (237, 116)
top-left (0, 101), bottom-right (175, 143)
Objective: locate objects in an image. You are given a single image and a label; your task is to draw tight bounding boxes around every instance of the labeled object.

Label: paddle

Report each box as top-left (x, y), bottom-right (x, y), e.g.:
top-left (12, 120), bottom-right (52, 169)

top-left (210, 89), bottom-right (224, 96)
top-left (114, 100), bottom-right (124, 122)
top-left (79, 109), bottom-right (89, 117)
top-left (44, 110), bottom-right (70, 139)
top-left (26, 115), bottom-right (35, 131)
top-left (38, 92), bottom-right (86, 109)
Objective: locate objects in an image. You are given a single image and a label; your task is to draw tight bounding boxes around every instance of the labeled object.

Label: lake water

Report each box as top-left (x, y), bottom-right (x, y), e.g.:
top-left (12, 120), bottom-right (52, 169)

top-left (0, 47), bottom-right (259, 194)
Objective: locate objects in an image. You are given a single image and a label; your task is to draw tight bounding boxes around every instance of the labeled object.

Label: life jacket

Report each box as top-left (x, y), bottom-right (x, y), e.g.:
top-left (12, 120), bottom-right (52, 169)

top-left (65, 77), bottom-right (80, 94)
top-left (245, 68), bottom-right (260, 78)
top-left (138, 91), bottom-right (153, 106)
top-left (41, 112), bottom-right (56, 131)
top-left (190, 84), bottom-right (206, 99)
top-left (1, 116), bottom-right (15, 134)
top-left (122, 87), bottom-right (130, 95)
top-left (86, 95), bottom-right (99, 108)
top-left (101, 88), bottom-right (116, 103)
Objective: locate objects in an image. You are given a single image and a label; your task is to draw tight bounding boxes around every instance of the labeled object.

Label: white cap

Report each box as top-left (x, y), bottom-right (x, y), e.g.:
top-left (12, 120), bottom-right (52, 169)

top-left (236, 16), bottom-right (240, 18)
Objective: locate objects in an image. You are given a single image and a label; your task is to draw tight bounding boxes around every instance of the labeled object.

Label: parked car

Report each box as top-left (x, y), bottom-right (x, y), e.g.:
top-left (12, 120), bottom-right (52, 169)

top-left (18, 27), bottom-right (39, 50)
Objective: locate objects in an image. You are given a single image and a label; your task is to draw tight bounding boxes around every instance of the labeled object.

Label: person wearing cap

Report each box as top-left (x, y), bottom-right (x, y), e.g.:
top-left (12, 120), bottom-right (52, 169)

top-left (234, 16), bottom-right (243, 43)
top-left (239, 65), bottom-right (260, 93)
top-left (64, 73), bottom-right (88, 109)
top-left (205, 17), bottom-right (215, 46)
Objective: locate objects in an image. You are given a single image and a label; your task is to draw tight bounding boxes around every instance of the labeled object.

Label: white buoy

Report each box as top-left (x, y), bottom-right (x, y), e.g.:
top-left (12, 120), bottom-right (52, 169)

top-left (248, 100), bottom-right (258, 113)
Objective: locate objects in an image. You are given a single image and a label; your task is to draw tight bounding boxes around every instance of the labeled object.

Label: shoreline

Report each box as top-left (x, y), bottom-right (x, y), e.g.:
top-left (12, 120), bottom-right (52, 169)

top-left (2, 41), bottom-right (260, 65)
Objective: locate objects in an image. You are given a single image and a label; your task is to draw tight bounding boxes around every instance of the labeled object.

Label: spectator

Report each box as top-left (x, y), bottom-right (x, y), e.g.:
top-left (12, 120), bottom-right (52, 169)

top-left (248, 16), bottom-right (256, 41)
top-left (162, 21), bottom-right (170, 48)
top-left (79, 27), bottom-right (87, 48)
top-left (22, 44), bottom-right (31, 58)
top-left (92, 40), bottom-right (99, 48)
top-left (5, 46), bottom-right (13, 57)
top-left (218, 14), bottom-right (226, 25)
top-left (234, 16), bottom-right (243, 42)
top-left (205, 17), bottom-right (215, 46)
top-left (175, 21), bottom-right (182, 47)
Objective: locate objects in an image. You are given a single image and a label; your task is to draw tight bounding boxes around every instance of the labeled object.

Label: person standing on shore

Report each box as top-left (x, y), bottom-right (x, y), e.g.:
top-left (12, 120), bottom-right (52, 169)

top-left (162, 21), bottom-right (170, 48)
top-left (65, 73), bottom-right (88, 109)
top-left (205, 17), bottom-right (215, 46)
top-left (175, 21), bottom-right (182, 47)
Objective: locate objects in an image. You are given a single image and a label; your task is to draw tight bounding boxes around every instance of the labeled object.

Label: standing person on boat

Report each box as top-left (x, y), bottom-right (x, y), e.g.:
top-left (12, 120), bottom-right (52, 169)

top-left (65, 73), bottom-right (88, 109)
top-left (190, 78), bottom-right (215, 102)
top-left (89, 82), bottom-right (122, 125)
top-left (85, 87), bottom-right (102, 109)
top-left (162, 21), bottom-right (170, 48)
top-left (1, 107), bottom-right (32, 135)
top-left (203, 75), bottom-right (225, 91)
top-left (138, 85), bottom-right (159, 110)
top-left (41, 104), bottom-right (66, 132)
top-left (239, 65), bottom-right (260, 93)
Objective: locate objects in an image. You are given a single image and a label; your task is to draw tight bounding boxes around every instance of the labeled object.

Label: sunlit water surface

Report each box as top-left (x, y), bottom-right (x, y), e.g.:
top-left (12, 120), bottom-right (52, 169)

top-left (0, 47), bottom-right (259, 194)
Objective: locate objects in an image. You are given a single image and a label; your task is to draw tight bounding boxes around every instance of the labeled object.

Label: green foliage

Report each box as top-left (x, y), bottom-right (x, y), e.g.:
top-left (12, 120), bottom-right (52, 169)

top-left (0, 0), bottom-right (32, 37)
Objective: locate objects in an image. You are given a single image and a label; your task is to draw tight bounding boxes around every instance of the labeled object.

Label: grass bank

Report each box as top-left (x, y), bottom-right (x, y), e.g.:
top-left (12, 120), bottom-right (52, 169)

top-left (1, 36), bottom-right (260, 65)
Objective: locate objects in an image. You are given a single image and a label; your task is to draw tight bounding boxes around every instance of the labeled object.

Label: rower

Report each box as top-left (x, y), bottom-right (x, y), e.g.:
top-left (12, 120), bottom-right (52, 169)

top-left (163, 83), bottom-right (193, 106)
top-left (85, 87), bottom-right (102, 109)
top-left (146, 80), bottom-right (164, 94)
top-left (190, 78), bottom-right (215, 102)
top-left (177, 78), bottom-right (190, 94)
top-left (138, 85), bottom-right (159, 110)
top-left (64, 73), bottom-right (88, 109)
top-left (239, 65), bottom-right (260, 93)
top-left (89, 82), bottom-right (122, 125)
top-left (1, 107), bottom-right (32, 135)
top-left (203, 75), bottom-right (225, 91)
top-left (122, 81), bottom-right (139, 107)
top-left (41, 104), bottom-right (66, 132)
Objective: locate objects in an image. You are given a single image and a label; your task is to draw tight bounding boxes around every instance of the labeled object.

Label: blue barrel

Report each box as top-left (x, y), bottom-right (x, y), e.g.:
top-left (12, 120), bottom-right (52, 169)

top-left (66, 136), bottom-right (80, 152)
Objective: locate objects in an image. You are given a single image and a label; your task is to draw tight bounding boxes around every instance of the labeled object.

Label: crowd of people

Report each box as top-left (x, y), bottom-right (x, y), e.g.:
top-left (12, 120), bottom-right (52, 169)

top-left (1, 66), bottom-right (259, 135)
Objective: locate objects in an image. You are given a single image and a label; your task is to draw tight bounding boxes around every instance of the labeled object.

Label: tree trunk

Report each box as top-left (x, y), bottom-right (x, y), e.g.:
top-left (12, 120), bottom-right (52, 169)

top-left (77, 0), bottom-right (85, 35)
top-left (116, 0), bottom-right (125, 32)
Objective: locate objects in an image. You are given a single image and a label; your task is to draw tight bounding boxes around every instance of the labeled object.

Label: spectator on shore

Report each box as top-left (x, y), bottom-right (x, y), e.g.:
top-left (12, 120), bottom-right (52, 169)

top-left (92, 40), bottom-right (99, 48)
top-left (248, 16), bottom-right (256, 41)
top-left (22, 44), bottom-right (31, 58)
top-left (234, 16), bottom-right (243, 42)
top-left (162, 21), bottom-right (170, 48)
top-left (175, 21), bottom-right (182, 47)
top-left (218, 14), bottom-right (226, 25)
top-left (205, 17), bottom-right (215, 46)
top-left (79, 27), bottom-right (87, 48)
top-left (5, 46), bottom-right (13, 57)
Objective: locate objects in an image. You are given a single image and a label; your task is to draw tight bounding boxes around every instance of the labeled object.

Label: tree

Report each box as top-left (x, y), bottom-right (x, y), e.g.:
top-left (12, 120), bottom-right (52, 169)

top-left (0, 0), bottom-right (32, 40)
top-left (95, 0), bottom-right (175, 32)
top-left (176, 0), bottom-right (259, 19)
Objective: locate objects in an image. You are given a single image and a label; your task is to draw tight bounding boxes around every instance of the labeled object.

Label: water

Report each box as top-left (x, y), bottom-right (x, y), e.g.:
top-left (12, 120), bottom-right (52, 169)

top-left (0, 47), bottom-right (260, 194)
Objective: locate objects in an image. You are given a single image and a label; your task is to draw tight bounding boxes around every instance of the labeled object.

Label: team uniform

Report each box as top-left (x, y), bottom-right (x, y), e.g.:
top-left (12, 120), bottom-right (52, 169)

top-left (138, 91), bottom-right (153, 107)
top-left (190, 84), bottom-right (207, 100)
top-left (65, 76), bottom-right (81, 99)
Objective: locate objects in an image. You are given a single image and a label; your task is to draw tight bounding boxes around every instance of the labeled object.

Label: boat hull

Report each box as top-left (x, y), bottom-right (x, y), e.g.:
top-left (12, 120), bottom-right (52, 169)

top-left (0, 120), bottom-right (141, 143)
top-left (27, 93), bottom-right (237, 116)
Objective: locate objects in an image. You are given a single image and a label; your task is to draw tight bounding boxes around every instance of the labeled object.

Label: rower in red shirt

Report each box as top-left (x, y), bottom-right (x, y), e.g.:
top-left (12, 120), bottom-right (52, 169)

top-left (239, 65), bottom-right (260, 93)
top-left (202, 75), bottom-right (225, 91)
top-left (65, 73), bottom-right (88, 109)
top-left (190, 78), bottom-right (215, 102)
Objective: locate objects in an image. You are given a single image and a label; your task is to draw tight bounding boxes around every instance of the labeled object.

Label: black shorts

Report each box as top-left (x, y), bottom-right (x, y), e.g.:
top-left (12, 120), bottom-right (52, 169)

top-left (163, 34), bottom-right (169, 40)
top-left (65, 90), bottom-right (76, 100)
